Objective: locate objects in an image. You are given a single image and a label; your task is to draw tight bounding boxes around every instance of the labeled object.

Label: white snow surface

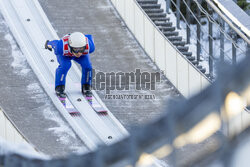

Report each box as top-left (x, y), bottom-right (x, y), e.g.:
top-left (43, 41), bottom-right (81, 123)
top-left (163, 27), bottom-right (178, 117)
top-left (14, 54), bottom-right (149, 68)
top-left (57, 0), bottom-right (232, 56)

top-left (0, 137), bottom-right (49, 160)
top-left (3, 21), bottom-right (85, 154)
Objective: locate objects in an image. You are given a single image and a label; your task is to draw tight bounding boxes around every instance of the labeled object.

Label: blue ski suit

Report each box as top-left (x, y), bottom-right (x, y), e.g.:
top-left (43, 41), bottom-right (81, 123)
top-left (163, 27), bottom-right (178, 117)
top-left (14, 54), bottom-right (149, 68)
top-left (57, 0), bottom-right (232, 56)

top-left (47, 34), bottom-right (95, 88)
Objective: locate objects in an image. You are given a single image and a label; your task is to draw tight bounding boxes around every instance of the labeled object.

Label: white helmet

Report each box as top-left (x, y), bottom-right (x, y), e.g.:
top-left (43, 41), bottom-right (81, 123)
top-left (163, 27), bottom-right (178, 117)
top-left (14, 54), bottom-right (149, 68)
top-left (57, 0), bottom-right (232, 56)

top-left (68, 32), bottom-right (86, 48)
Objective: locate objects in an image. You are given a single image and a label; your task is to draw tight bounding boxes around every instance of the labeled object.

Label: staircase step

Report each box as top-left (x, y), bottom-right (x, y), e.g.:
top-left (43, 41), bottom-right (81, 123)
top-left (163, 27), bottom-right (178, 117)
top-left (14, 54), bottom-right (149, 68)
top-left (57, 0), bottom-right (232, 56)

top-left (196, 65), bottom-right (203, 69)
top-left (167, 36), bottom-right (182, 41)
top-left (151, 17), bottom-right (170, 22)
top-left (155, 22), bottom-right (172, 27)
top-left (196, 65), bottom-right (206, 73)
top-left (144, 9), bottom-right (164, 13)
top-left (159, 25), bottom-right (175, 31)
top-left (141, 4), bottom-right (161, 9)
top-left (181, 52), bottom-right (192, 57)
top-left (147, 13), bottom-right (166, 18)
top-left (172, 41), bottom-right (186, 46)
top-left (137, 0), bottom-right (158, 4)
top-left (191, 60), bottom-right (198, 65)
top-left (200, 68), bottom-right (206, 73)
top-left (164, 31), bottom-right (179, 37)
top-left (161, 27), bottom-right (176, 32)
top-left (177, 46), bottom-right (189, 52)
top-left (187, 56), bottom-right (195, 61)
top-left (205, 74), bottom-right (210, 78)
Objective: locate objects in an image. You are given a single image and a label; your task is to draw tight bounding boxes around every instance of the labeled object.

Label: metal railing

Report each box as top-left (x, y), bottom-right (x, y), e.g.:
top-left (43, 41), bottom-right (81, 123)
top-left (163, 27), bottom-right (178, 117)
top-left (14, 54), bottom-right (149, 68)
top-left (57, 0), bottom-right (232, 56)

top-left (165, 0), bottom-right (250, 79)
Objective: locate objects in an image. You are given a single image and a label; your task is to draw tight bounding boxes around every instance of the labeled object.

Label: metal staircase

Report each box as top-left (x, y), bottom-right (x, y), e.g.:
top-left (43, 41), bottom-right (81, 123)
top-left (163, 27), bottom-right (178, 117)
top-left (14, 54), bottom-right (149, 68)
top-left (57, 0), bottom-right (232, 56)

top-left (137, 0), bottom-right (206, 74)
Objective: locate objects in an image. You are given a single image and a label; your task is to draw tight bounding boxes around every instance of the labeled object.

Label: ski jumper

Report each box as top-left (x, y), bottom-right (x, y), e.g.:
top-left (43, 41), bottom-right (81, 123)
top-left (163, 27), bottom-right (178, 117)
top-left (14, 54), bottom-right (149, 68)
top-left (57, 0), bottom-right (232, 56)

top-left (47, 34), bottom-right (95, 88)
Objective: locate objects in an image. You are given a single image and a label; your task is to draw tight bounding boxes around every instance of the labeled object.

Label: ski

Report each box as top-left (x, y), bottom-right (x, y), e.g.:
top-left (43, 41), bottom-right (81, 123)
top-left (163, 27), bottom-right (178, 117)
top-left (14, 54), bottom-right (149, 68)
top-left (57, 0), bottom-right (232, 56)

top-left (83, 95), bottom-right (108, 115)
top-left (57, 94), bottom-right (81, 117)
top-left (53, 84), bottom-right (107, 115)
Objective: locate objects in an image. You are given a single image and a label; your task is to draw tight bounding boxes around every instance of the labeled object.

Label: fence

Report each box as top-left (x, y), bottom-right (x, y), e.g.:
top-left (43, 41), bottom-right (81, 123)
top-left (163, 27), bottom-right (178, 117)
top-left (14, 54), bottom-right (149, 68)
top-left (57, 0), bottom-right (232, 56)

top-left (166, 0), bottom-right (250, 78)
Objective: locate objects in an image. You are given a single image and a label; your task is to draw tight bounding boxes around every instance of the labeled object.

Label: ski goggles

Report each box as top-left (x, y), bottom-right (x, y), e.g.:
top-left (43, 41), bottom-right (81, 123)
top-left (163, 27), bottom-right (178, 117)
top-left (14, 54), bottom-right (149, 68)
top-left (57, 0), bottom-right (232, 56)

top-left (72, 46), bottom-right (86, 54)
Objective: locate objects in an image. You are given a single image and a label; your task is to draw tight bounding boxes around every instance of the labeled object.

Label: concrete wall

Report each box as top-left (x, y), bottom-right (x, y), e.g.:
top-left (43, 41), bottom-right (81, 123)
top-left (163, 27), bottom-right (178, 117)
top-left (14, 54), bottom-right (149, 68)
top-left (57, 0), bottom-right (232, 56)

top-left (110, 0), bottom-right (211, 98)
top-left (0, 107), bottom-right (27, 144)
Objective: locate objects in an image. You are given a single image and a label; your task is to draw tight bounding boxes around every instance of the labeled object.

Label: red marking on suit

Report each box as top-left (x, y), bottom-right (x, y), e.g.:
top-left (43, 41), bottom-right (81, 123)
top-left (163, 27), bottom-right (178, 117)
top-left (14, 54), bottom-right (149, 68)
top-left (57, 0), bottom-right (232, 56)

top-left (62, 34), bottom-right (89, 57)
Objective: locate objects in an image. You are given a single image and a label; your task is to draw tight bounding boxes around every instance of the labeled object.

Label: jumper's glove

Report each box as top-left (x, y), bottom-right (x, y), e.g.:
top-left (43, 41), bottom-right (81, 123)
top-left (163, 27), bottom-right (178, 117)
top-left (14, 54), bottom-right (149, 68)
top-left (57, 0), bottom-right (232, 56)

top-left (45, 40), bottom-right (52, 51)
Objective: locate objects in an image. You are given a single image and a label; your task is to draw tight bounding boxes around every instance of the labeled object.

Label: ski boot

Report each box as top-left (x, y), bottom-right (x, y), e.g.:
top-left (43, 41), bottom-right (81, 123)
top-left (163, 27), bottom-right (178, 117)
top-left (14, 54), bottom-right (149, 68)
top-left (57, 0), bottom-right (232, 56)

top-left (55, 85), bottom-right (66, 98)
top-left (82, 84), bottom-right (92, 97)
top-left (82, 84), bottom-right (92, 104)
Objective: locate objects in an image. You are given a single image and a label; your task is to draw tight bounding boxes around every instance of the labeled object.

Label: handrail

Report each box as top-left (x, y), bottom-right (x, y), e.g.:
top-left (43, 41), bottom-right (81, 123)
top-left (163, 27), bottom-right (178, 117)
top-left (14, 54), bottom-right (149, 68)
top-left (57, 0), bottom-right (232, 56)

top-left (206, 0), bottom-right (250, 45)
top-left (213, 0), bottom-right (250, 38)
